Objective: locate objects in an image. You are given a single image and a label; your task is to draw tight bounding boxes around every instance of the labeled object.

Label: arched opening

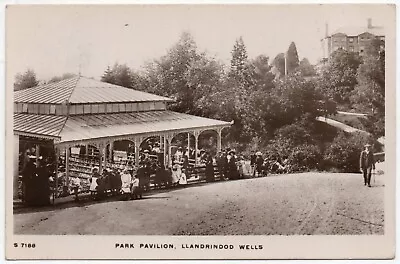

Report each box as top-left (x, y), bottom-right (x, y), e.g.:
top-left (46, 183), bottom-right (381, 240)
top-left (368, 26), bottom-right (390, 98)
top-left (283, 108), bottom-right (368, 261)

top-left (17, 136), bottom-right (56, 202)
top-left (109, 139), bottom-right (135, 166)
top-left (198, 130), bottom-right (219, 159)
top-left (139, 136), bottom-right (163, 165)
top-left (170, 132), bottom-right (195, 166)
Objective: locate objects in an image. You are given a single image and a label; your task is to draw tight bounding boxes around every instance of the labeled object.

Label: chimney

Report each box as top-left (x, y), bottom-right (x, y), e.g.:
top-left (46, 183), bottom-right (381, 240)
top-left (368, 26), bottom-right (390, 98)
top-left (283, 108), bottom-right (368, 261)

top-left (367, 18), bottom-right (372, 29)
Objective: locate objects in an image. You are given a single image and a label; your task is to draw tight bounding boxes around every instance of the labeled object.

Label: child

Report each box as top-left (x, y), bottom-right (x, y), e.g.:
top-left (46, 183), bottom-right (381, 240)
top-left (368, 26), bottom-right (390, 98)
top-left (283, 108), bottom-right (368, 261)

top-left (131, 175), bottom-right (142, 200)
top-left (89, 167), bottom-right (99, 200)
top-left (120, 168), bottom-right (132, 200)
top-left (179, 168), bottom-right (188, 186)
top-left (71, 176), bottom-right (81, 201)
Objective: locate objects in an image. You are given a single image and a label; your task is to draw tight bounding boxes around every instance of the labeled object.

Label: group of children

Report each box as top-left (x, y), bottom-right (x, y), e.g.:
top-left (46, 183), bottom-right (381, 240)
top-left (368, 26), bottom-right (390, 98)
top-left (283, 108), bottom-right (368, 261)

top-left (84, 166), bottom-right (143, 201)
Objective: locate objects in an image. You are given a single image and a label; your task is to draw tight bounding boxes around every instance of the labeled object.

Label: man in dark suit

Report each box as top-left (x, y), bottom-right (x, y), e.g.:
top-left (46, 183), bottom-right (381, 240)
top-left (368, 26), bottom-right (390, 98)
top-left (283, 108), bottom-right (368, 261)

top-left (250, 151), bottom-right (257, 177)
top-left (359, 144), bottom-right (375, 187)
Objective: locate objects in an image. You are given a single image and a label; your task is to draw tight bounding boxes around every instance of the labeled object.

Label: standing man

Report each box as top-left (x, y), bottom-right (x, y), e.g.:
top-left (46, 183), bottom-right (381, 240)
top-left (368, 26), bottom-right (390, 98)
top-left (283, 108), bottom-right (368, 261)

top-left (359, 144), bottom-right (375, 187)
top-left (250, 151), bottom-right (257, 177)
top-left (254, 152), bottom-right (264, 177)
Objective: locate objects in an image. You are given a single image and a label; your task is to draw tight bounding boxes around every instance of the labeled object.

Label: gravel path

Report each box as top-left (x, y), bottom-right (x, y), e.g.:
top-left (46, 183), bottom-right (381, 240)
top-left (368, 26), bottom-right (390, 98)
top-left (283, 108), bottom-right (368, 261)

top-left (14, 172), bottom-right (384, 235)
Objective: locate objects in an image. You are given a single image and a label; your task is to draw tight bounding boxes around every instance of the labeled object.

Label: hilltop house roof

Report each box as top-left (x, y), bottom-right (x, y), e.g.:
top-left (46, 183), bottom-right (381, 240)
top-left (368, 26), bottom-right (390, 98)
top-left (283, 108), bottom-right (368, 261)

top-left (330, 26), bottom-right (385, 37)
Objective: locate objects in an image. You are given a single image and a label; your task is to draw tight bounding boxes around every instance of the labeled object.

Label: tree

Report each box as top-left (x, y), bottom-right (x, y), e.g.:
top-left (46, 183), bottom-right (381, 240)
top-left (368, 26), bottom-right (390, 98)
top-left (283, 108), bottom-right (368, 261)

top-left (184, 54), bottom-right (224, 116)
top-left (218, 37), bottom-right (256, 141)
top-left (101, 65), bottom-right (116, 84)
top-left (101, 63), bottom-right (136, 88)
top-left (324, 131), bottom-right (372, 172)
top-left (14, 69), bottom-right (39, 91)
top-left (249, 55), bottom-right (275, 92)
top-left (350, 56), bottom-right (384, 114)
top-left (242, 75), bottom-right (324, 142)
top-left (144, 31), bottom-right (199, 113)
top-left (229, 37), bottom-right (253, 89)
top-left (48, 73), bottom-right (76, 83)
top-left (318, 49), bottom-right (362, 105)
top-left (298, 58), bottom-right (316, 77)
top-left (350, 47), bottom-right (385, 137)
top-left (140, 31), bottom-right (224, 116)
top-left (365, 38), bottom-right (384, 57)
top-left (286, 42), bottom-right (300, 74)
top-left (274, 74), bottom-right (324, 125)
top-left (272, 53), bottom-right (285, 78)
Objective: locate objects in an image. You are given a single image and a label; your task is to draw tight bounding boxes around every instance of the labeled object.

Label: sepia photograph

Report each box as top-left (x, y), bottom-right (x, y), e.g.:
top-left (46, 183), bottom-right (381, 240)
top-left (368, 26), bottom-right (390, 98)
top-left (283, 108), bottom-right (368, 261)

top-left (5, 3), bottom-right (396, 260)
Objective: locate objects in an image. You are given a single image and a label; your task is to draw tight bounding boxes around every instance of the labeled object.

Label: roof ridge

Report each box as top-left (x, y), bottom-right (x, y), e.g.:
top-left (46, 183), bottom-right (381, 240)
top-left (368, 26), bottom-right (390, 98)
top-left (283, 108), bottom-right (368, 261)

top-left (65, 76), bottom-right (81, 104)
top-left (13, 75), bottom-right (79, 93)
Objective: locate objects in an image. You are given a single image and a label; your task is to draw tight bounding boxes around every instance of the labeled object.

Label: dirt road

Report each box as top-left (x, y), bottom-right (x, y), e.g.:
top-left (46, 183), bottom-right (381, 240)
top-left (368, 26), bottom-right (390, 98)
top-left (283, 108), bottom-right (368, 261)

top-left (14, 172), bottom-right (384, 235)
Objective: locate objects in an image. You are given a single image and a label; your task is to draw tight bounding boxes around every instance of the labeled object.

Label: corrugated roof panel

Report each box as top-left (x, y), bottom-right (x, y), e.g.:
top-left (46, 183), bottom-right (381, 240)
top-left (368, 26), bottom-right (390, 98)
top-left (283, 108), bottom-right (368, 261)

top-left (14, 76), bottom-right (173, 105)
top-left (59, 111), bottom-right (230, 143)
top-left (69, 77), bottom-right (173, 103)
top-left (14, 113), bottom-right (67, 138)
top-left (14, 77), bottom-right (78, 104)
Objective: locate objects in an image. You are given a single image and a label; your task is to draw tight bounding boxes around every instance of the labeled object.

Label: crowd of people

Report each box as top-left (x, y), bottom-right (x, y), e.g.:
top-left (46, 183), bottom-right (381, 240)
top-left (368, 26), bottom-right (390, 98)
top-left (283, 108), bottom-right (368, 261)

top-left (19, 143), bottom-right (290, 206)
top-left (19, 148), bottom-right (54, 206)
top-left (18, 139), bottom-right (379, 207)
top-left (71, 149), bottom-right (190, 201)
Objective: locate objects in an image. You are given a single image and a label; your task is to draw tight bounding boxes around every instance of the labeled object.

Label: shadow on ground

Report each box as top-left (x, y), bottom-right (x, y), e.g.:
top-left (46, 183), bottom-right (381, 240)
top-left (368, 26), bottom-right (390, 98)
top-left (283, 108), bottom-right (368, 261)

top-left (13, 191), bottom-right (172, 215)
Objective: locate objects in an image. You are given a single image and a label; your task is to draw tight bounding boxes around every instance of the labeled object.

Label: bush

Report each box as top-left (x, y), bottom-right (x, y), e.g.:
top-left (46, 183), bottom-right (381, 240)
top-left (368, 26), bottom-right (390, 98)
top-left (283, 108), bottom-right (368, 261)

top-left (323, 131), bottom-right (373, 172)
top-left (275, 123), bottom-right (312, 146)
top-left (262, 137), bottom-right (323, 173)
top-left (287, 144), bottom-right (323, 172)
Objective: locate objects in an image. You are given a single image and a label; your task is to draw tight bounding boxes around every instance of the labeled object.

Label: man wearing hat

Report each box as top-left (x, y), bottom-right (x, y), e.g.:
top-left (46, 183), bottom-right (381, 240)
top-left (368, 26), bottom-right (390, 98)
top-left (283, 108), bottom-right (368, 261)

top-left (250, 151), bottom-right (257, 177)
top-left (254, 152), bottom-right (264, 177)
top-left (359, 143), bottom-right (375, 187)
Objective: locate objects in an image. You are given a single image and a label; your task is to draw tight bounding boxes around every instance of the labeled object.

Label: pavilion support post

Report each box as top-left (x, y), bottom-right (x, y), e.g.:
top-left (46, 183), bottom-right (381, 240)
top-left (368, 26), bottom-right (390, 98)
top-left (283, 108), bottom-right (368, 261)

top-left (168, 136), bottom-right (173, 168)
top-left (187, 133), bottom-right (190, 157)
top-left (85, 144), bottom-right (89, 158)
top-left (217, 128), bottom-right (222, 153)
top-left (53, 146), bottom-right (59, 204)
top-left (103, 144), bottom-right (108, 169)
top-left (163, 136), bottom-right (167, 166)
top-left (194, 131), bottom-right (199, 166)
top-left (98, 144), bottom-right (103, 174)
top-left (109, 141), bottom-right (114, 163)
top-left (168, 143), bottom-right (172, 168)
top-left (35, 144), bottom-right (40, 168)
top-left (13, 134), bottom-right (19, 199)
top-left (134, 139), bottom-right (139, 167)
top-left (65, 147), bottom-right (70, 187)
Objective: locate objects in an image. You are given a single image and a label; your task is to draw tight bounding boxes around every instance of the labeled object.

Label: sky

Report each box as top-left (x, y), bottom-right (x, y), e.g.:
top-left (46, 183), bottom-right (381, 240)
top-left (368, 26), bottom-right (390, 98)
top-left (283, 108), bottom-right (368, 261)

top-left (6, 4), bottom-right (394, 82)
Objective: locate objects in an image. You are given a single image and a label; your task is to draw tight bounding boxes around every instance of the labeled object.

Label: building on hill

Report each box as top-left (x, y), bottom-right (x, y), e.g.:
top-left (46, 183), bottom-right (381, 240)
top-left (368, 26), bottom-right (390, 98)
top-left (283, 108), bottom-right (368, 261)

top-left (321, 18), bottom-right (385, 59)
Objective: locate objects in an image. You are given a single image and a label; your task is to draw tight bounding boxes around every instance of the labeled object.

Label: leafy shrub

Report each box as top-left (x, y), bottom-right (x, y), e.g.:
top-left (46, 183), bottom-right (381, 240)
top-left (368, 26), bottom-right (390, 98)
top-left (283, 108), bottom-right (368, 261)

top-left (262, 137), bottom-right (323, 173)
top-left (287, 144), bottom-right (323, 172)
top-left (323, 131), bottom-right (373, 172)
top-left (274, 123), bottom-right (312, 146)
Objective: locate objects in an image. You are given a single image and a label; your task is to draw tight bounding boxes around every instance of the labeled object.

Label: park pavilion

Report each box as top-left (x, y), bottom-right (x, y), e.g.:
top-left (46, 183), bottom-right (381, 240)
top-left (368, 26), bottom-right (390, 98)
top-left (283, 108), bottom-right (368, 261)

top-left (13, 76), bottom-right (231, 198)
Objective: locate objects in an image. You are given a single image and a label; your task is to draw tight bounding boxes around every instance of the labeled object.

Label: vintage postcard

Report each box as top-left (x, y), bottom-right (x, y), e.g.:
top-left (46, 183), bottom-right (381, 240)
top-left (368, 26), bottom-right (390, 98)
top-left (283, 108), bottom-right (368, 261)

top-left (5, 3), bottom-right (396, 260)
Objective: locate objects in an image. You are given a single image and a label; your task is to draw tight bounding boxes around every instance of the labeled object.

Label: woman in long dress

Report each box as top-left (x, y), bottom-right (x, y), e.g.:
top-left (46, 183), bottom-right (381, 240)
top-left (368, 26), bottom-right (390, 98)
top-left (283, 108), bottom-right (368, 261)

top-left (205, 154), bottom-right (215, 182)
top-left (120, 168), bottom-right (132, 200)
top-left (89, 167), bottom-right (99, 200)
top-left (171, 164), bottom-right (181, 187)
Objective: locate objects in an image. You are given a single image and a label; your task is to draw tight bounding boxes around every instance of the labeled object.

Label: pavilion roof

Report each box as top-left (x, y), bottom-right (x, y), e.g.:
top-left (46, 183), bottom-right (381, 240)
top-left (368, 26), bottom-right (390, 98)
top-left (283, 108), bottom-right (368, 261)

top-left (14, 76), bottom-right (173, 104)
top-left (14, 111), bottom-right (231, 144)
